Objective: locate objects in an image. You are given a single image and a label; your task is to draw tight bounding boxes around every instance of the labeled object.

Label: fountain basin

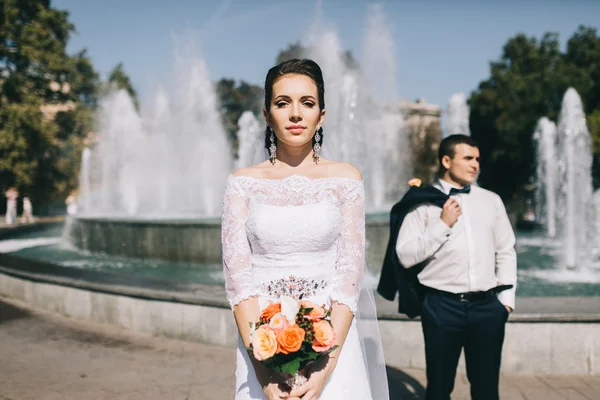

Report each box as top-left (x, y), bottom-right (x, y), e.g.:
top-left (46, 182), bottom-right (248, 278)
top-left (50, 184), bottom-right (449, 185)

top-left (65, 215), bottom-right (391, 277)
top-left (63, 216), bottom-right (600, 297)
top-left (66, 216), bottom-right (222, 264)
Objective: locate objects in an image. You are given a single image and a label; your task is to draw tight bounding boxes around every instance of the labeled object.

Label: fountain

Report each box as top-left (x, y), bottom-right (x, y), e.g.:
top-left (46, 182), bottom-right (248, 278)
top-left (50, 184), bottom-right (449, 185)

top-left (519, 88), bottom-right (600, 293)
top-left (97, 89), bottom-right (145, 216)
top-left (55, 9), bottom-right (407, 267)
top-left (444, 92), bottom-right (470, 138)
top-left (146, 87), bottom-right (171, 214)
top-left (556, 88), bottom-right (595, 268)
top-left (81, 44), bottom-right (231, 219)
top-left (79, 147), bottom-right (92, 214)
top-left (533, 88), bottom-right (595, 268)
top-left (235, 111), bottom-right (263, 170)
top-left (72, 6), bottom-right (406, 217)
top-left (533, 117), bottom-right (557, 238)
top-left (300, 4), bottom-right (408, 212)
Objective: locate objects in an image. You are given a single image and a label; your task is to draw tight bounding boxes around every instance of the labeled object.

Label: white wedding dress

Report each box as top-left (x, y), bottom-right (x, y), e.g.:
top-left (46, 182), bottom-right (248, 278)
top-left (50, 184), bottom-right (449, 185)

top-left (221, 174), bottom-right (383, 400)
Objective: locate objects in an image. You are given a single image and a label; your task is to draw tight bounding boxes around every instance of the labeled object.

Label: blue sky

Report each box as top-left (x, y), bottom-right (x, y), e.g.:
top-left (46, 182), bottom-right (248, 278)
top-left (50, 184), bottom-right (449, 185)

top-left (53, 0), bottom-right (600, 109)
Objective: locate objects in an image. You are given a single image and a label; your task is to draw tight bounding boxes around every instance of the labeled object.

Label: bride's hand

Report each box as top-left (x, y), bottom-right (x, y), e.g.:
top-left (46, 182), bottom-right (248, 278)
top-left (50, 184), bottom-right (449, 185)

top-left (256, 367), bottom-right (302, 400)
top-left (288, 357), bottom-right (337, 400)
top-left (262, 381), bottom-right (290, 400)
top-left (261, 379), bottom-right (302, 400)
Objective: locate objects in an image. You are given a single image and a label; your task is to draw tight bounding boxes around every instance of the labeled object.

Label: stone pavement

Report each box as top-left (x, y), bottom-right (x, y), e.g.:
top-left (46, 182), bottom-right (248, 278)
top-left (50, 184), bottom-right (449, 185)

top-left (1, 297), bottom-right (599, 400)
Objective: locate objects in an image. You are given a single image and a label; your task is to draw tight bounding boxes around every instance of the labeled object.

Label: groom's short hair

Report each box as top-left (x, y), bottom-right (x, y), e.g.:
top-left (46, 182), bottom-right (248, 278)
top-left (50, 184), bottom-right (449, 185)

top-left (438, 134), bottom-right (479, 170)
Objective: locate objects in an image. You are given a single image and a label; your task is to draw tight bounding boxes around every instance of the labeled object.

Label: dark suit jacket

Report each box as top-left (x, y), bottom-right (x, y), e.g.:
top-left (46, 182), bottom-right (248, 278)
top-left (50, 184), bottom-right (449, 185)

top-left (377, 185), bottom-right (449, 318)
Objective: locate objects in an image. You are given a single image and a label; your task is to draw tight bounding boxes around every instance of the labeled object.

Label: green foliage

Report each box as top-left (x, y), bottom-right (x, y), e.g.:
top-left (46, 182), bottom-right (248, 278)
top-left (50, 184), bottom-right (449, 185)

top-left (106, 62), bottom-right (139, 110)
top-left (216, 78), bottom-right (263, 152)
top-left (276, 41), bottom-right (358, 70)
top-left (0, 0), bottom-right (74, 104)
top-left (0, 0), bottom-right (134, 213)
top-left (68, 49), bottom-right (100, 107)
top-left (589, 109), bottom-right (600, 153)
top-left (411, 120), bottom-right (441, 184)
top-left (278, 358), bottom-right (301, 375)
top-left (262, 344), bottom-right (338, 376)
top-left (0, 103), bottom-right (54, 200)
top-left (276, 42), bottom-right (306, 65)
top-left (469, 26), bottom-right (600, 202)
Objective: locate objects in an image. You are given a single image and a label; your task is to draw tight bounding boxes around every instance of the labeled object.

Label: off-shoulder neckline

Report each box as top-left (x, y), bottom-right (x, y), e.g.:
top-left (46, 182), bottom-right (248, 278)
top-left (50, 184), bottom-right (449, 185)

top-left (228, 174), bottom-right (363, 183)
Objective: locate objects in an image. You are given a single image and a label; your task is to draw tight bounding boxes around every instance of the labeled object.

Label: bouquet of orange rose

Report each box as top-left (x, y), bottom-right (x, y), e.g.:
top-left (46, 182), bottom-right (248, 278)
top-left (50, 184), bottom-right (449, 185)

top-left (249, 295), bottom-right (338, 388)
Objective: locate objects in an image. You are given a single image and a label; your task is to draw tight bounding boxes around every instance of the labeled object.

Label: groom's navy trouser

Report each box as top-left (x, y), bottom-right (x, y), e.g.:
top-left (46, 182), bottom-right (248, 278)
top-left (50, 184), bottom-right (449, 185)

top-left (421, 288), bottom-right (508, 400)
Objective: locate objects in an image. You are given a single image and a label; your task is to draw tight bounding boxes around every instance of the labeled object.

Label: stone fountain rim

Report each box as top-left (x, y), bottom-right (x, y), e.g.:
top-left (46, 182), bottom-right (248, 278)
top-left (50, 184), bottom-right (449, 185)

top-left (69, 214), bottom-right (390, 226)
top-left (1, 252), bottom-right (600, 323)
top-left (71, 215), bottom-right (222, 226)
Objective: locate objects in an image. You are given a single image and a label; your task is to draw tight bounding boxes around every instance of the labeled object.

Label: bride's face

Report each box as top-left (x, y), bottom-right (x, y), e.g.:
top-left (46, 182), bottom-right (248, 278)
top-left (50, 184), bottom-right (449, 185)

top-left (264, 73), bottom-right (325, 149)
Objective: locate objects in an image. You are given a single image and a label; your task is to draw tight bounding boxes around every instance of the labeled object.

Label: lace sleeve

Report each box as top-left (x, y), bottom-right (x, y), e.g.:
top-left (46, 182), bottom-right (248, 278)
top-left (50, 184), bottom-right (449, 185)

top-left (221, 177), bottom-right (256, 308)
top-left (331, 180), bottom-right (366, 314)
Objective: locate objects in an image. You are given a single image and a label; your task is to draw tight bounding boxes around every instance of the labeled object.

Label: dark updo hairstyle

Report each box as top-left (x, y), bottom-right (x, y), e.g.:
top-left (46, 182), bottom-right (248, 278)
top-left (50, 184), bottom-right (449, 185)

top-left (263, 58), bottom-right (325, 151)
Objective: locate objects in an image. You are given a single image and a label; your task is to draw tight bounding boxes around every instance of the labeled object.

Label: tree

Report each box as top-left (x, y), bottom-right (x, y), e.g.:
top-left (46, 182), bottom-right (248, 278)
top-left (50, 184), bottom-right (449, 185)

top-left (106, 62), bottom-right (138, 110)
top-left (0, 1), bottom-right (102, 212)
top-left (469, 27), bottom-right (600, 206)
top-left (412, 120), bottom-right (441, 183)
top-left (216, 78), bottom-right (263, 152)
top-left (0, 103), bottom-right (55, 204)
top-left (276, 42), bottom-right (306, 64)
top-left (0, 0), bottom-right (74, 105)
top-left (68, 49), bottom-right (100, 107)
top-left (563, 26), bottom-right (600, 186)
top-left (276, 41), bottom-right (358, 70)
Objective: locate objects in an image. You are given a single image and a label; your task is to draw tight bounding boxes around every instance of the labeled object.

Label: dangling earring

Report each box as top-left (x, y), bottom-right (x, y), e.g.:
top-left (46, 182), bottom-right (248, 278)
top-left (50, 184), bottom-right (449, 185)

top-left (269, 127), bottom-right (277, 164)
top-left (313, 128), bottom-right (322, 163)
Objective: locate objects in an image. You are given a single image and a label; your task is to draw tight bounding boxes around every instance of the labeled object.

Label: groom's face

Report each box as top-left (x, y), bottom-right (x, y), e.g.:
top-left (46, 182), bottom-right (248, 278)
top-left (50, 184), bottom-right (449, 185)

top-left (264, 74), bottom-right (325, 149)
top-left (443, 144), bottom-right (480, 186)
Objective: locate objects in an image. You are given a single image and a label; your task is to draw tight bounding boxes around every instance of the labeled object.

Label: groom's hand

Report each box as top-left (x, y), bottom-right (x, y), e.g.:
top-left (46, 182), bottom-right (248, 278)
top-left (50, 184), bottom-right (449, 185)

top-left (441, 198), bottom-right (461, 228)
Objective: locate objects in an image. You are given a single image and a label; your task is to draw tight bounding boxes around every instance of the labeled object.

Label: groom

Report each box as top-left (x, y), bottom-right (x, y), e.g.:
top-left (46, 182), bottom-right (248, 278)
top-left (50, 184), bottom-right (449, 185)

top-left (378, 134), bottom-right (517, 400)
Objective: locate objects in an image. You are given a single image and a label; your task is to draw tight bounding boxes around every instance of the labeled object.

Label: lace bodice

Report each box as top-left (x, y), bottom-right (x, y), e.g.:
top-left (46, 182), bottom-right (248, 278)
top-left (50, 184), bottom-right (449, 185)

top-left (221, 174), bottom-right (365, 313)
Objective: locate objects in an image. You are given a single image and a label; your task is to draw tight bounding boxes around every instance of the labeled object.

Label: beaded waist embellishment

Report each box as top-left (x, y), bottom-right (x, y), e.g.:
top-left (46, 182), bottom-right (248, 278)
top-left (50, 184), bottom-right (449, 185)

top-left (262, 275), bottom-right (327, 299)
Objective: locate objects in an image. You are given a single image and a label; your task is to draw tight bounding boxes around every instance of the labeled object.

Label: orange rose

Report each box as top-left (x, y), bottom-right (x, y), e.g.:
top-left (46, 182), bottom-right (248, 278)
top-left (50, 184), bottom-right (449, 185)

top-left (312, 320), bottom-right (336, 352)
top-left (276, 324), bottom-right (305, 355)
top-left (251, 325), bottom-right (278, 361)
top-left (408, 178), bottom-right (422, 187)
top-left (260, 302), bottom-right (281, 321)
top-left (269, 312), bottom-right (290, 332)
top-left (301, 301), bottom-right (326, 321)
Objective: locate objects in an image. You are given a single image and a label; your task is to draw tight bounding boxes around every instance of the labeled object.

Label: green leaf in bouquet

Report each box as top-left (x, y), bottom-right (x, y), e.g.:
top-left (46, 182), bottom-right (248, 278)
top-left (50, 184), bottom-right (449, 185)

top-left (279, 359), bottom-right (301, 375)
top-left (295, 351), bottom-right (313, 363)
top-left (320, 345), bottom-right (340, 357)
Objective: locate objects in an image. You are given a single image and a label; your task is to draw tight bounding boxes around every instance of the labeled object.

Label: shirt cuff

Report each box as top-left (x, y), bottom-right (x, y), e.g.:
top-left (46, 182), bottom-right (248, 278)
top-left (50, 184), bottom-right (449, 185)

top-left (497, 289), bottom-right (515, 310)
top-left (426, 217), bottom-right (453, 244)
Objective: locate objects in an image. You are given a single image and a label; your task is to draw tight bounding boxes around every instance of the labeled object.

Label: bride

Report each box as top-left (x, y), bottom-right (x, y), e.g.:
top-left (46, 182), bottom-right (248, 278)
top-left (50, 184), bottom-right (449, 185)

top-left (221, 59), bottom-right (388, 400)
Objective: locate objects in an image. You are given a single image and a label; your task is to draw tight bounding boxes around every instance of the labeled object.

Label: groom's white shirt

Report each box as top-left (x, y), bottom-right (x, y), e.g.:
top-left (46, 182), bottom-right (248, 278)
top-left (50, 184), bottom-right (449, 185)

top-left (395, 178), bottom-right (517, 310)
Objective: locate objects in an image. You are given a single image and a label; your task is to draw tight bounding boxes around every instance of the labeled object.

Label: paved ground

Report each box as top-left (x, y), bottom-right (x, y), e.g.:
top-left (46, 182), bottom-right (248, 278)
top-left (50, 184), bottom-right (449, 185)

top-left (1, 297), bottom-right (599, 400)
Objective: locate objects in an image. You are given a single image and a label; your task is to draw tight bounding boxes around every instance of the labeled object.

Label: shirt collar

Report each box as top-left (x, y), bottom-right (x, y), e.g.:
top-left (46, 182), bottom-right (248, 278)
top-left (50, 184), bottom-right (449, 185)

top-left (435, 178), bottom-right (464, 195)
